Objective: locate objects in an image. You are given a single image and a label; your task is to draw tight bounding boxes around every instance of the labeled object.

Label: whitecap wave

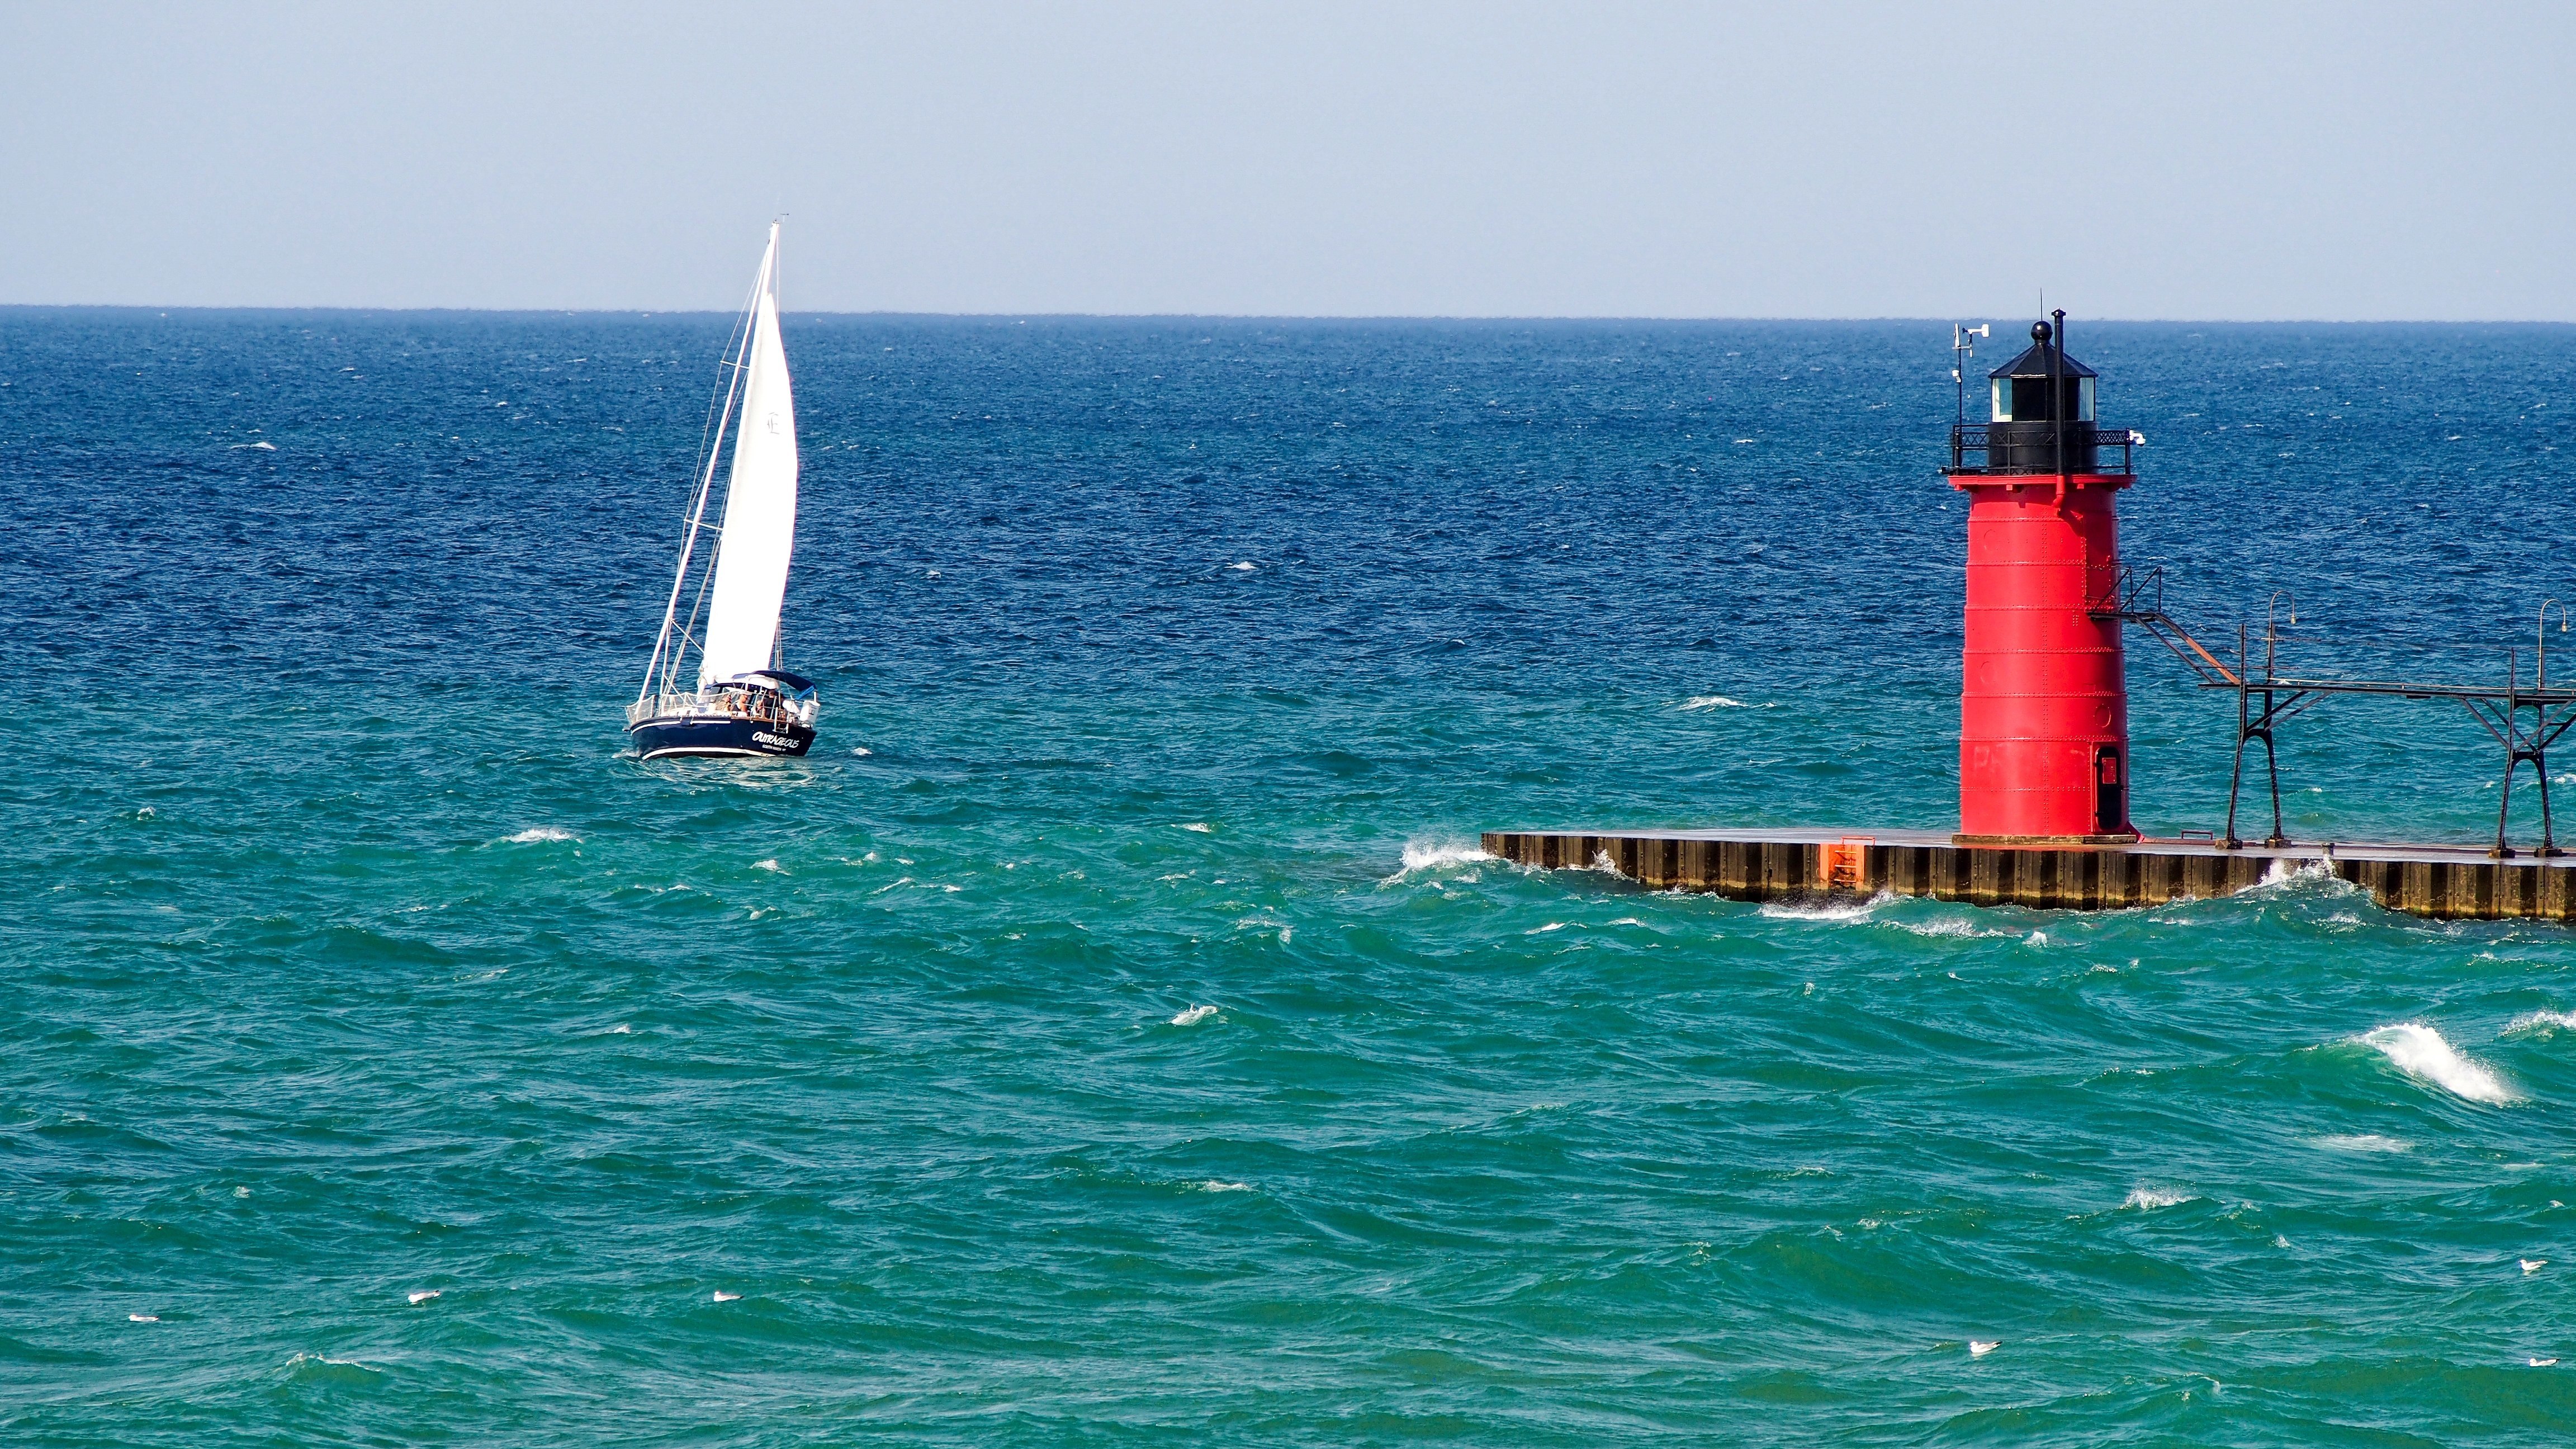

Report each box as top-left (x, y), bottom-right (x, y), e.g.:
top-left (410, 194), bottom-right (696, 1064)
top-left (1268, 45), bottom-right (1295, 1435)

top-left (2316, 1133), bottom-right (2413, 1154)
top-left (506, 827), bottom-right (576, 844)
top-left (284, 1351), bottom-right (381, 1373)
top-left (2123, 1185), bottom-right (2196, 1210)
top-left (1171, 1005), bottom-right (1218, 1026)
top-left (1888, 915), bottom-right (2018, 939)
top-left (2360, 1024), bottom-right (2517, 1104)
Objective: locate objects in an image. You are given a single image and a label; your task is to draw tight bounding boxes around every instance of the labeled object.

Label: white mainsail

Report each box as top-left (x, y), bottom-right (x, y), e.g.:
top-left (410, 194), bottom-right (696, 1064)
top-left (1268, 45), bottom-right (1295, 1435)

top-left (695, 224), bottom-right (800, 690)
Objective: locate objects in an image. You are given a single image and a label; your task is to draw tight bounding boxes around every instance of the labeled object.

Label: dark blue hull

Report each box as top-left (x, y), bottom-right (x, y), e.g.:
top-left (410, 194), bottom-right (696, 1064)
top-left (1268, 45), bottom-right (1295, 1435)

top-left (629, 714), bottom-right (816, 760)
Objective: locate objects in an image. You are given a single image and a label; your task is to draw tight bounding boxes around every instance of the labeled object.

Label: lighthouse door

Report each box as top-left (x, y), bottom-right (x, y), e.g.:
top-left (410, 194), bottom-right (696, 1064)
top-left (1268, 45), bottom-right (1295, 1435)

top-left (2094, 746), bottom-right (2124, 834)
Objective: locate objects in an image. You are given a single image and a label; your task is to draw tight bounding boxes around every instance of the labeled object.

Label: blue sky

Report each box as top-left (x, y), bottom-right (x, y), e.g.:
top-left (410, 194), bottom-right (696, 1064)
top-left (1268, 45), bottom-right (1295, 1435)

top-left (4, 1), bottom-right (2569, 318)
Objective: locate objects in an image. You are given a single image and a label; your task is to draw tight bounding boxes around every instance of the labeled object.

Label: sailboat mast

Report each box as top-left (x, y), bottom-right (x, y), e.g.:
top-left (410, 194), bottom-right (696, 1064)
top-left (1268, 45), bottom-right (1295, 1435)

top-left (636, 239), bottom-right (775, 705)
top-left (687, 220), bottom-right (801, 693)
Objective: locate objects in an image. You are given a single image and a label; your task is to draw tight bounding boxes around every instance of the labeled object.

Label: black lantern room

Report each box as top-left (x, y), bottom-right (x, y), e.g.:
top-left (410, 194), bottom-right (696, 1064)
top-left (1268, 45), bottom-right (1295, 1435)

top-left (1984, 317), bottom-right (2101, 473)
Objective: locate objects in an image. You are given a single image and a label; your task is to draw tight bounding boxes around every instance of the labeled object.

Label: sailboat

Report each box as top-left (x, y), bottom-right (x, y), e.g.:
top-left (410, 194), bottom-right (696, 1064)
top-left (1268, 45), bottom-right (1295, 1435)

top-left (627, 222), bottom-right (820, 760)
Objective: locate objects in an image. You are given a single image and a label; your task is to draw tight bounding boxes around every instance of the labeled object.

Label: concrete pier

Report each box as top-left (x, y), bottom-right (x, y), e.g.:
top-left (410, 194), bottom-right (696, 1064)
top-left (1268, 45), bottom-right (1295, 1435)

top-left (1480, 827), bottom-right (2576, 924)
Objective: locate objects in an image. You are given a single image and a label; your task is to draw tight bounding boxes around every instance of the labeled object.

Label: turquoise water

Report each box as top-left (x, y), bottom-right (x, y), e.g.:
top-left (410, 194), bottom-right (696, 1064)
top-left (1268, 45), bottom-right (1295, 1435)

top-left (7, 312), bottom-right (2576, 1443)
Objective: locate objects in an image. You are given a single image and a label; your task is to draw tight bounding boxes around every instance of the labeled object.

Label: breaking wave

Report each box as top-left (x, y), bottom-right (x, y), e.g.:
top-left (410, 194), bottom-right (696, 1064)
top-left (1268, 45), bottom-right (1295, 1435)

top-left (2359, 1024), bottom-right (2516, 1104)
top-left (1756, 892), bottom-right (1892, 924)
top-left (2260, 858), bottom-right (2338, 887)
top-left (1384, 840), bottom-right (1495, 881)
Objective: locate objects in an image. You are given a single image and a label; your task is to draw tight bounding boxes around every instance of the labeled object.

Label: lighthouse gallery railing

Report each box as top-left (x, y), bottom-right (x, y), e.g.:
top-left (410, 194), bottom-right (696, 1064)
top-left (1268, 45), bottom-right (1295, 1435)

top-left (1948, 424), bottom-right (2141, 476)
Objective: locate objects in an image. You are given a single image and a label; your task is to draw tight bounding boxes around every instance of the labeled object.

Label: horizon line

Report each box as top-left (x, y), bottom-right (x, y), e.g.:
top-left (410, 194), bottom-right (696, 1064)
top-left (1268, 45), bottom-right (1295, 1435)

top-left (4, 303), bottom-right (2574, 327)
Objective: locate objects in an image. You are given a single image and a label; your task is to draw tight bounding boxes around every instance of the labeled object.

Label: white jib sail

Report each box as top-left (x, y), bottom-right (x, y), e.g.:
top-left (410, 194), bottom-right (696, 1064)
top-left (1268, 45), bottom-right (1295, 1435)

top-left (696, 225), bottom-right (800, 690)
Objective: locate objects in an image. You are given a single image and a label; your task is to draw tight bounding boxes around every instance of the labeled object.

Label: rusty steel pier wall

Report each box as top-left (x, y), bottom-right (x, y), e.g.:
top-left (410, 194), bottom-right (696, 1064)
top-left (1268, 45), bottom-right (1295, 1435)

top-left (1480, 828), bottom-right (2576, 924)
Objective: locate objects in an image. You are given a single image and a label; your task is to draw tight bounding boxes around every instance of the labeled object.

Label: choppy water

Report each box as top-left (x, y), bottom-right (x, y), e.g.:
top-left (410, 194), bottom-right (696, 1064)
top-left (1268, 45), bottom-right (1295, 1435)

top-left (7, 309), bottom-right (2576, 1444)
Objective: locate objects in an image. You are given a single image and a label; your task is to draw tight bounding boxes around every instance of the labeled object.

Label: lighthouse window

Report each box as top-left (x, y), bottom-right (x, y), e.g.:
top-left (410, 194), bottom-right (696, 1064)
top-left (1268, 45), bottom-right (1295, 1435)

top-left (2010, 376), bottom-right (2053, 420)
top-left (2008, 376), bottom-right (2087, 420)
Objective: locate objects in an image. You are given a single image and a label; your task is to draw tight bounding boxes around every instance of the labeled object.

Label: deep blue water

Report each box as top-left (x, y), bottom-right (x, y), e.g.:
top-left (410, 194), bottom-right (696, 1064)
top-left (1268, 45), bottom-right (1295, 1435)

top-left (6, 309), bottom-right (2576, 1444)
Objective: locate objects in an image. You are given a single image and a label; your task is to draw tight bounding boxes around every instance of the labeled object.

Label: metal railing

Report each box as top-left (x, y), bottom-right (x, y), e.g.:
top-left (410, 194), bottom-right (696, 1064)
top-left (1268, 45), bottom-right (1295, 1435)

top-left (2095, 564), bottom-right (2576, 856)
top-left (1947, 423), bottom-right (2140, 476)
top-left (627, 692), bottom-right (819, 730)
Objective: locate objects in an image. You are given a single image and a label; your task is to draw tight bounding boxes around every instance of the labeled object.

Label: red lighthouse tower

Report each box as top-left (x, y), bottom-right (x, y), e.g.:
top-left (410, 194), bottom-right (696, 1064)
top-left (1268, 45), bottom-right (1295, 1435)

top-left (1947, 312), bottom-right (2137, 843)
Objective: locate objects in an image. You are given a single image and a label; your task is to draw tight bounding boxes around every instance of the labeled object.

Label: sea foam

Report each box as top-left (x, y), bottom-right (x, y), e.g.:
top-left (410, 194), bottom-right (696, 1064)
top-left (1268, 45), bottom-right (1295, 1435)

top-left (2360, 1024), bottom-right (2516, 1104)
